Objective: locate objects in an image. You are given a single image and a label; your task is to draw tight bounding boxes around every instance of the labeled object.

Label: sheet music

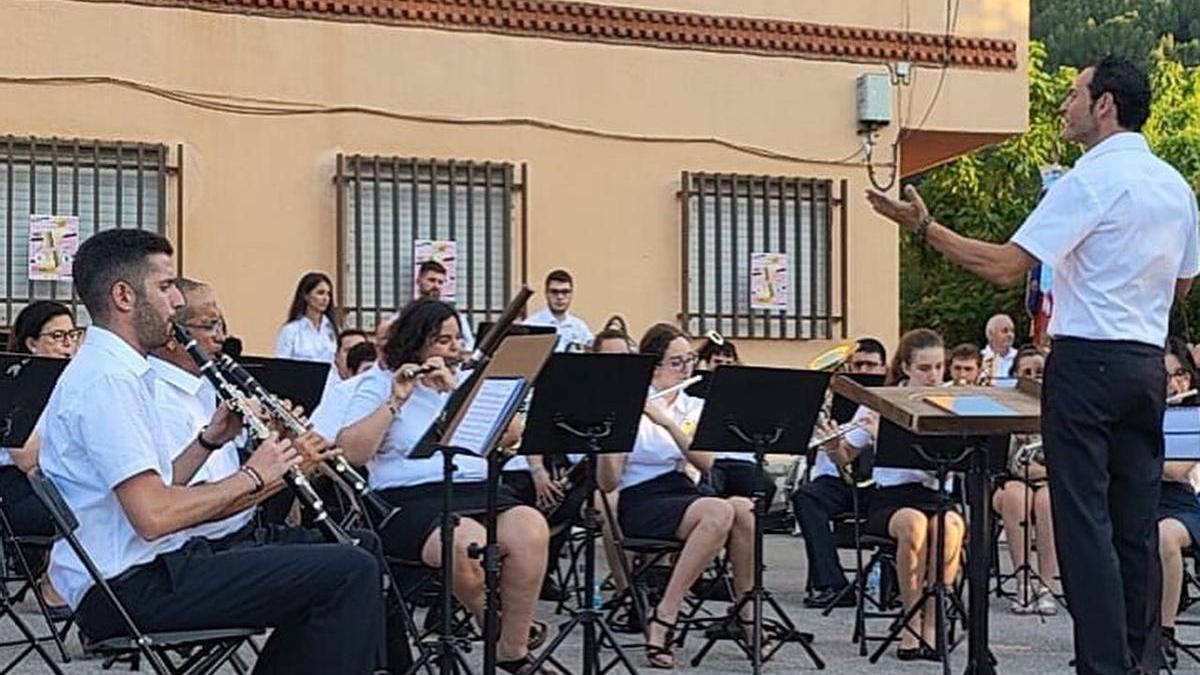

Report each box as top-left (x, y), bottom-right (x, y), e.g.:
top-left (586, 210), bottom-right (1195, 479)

top-left (447, 378), bottom-right (524, 456)
top-left (1165, 406), bottom-right (1200, 461)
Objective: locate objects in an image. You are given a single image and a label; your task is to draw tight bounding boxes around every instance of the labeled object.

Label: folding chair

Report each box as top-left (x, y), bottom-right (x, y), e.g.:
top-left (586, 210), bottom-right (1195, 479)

top-left (0, 499), bottom-right (73, 663)
top-left (27, 469), bottom-right (261, 675)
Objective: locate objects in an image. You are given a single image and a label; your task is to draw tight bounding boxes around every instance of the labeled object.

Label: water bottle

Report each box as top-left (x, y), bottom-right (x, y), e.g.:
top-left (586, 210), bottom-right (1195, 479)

top-left (866, 565), bottom-right (881, 596)
top-left (592, 581), bottom-right (604, 610)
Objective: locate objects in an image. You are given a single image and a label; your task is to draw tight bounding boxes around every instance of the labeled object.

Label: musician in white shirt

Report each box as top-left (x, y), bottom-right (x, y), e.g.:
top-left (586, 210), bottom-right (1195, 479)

top-left (337, 298), bottom-right (549, 674)
top-left (275, 271), bottom-right (339, 363)
top-left (524, 269), bottom-right (594, 353)
top-left (41, 230), bottom-right (385, 674)
top-left (597, 323), bottom-right (755, 669)
top-left (857, 329), bottom-right (965, 662)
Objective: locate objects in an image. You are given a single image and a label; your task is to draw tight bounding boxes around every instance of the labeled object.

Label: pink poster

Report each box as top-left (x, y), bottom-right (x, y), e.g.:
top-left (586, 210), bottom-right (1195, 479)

top-left (28, 215), bottom-right (79, 281)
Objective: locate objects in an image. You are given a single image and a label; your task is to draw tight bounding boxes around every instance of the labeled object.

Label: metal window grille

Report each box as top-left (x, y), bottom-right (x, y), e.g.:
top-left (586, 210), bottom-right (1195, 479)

top-left (336, 156), bottom-right (522, 332)
top-left (681, 172), bottom-right (846, 340)
top-left (0, 137), bottom-right (171, 326)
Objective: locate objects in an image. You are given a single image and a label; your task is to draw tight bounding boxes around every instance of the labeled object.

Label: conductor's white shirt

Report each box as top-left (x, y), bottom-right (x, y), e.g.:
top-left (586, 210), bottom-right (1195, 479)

top-left (275, 315), bottom-right (337, 363)
top-left (40, 327), bottom-right (189, 609)
top-left (149, 357), bottom-right (253, 541)
top-left (1010, 132), bottom-right (1200, 347)
top-left (342, 366), bottom-right (488, 489)
top-left (618, 390), bottom-right (704, 490)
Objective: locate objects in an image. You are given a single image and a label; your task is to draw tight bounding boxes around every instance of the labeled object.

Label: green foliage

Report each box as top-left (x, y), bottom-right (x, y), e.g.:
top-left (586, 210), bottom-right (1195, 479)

top-left (900, 41), bottom-right (1200, 346)
top-left (1032, 0), bottom-right (1200, 68)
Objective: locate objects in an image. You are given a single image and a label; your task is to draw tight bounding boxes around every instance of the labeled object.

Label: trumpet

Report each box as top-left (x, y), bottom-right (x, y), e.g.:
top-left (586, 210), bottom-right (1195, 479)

top-left (171, 323), bottom-right (356, 545)
top-left (214, 353), bottom-right (399, 528)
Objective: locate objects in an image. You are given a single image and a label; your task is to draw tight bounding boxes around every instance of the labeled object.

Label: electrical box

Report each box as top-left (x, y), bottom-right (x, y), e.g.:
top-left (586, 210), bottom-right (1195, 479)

top-left (857, 73), bottom-right (892, 128)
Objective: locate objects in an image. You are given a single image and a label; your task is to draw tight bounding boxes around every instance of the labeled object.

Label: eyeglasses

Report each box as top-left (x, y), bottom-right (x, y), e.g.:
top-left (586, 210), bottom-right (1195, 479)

top-left (660, 353), bottom-right (698, 371)
top-left (547, 288), bottom-right (573, 296)
top-left (185, 320), bottom-right (226, 334)
top-left (38, 328), bottom-right (84, 343)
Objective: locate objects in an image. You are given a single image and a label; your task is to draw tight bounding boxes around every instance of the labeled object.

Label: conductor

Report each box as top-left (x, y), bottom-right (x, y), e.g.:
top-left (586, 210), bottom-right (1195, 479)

top-left (866, 56), bottom-right (1200, 674)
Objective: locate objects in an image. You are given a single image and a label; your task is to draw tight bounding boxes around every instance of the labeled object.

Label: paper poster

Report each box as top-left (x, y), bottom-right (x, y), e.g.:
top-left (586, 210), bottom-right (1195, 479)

top-left (28, 215), bottom-right (79, 281)
top-left (413, 239), bottom-right (458, 303)
top-left (749, 251), bottom-right (790, 311)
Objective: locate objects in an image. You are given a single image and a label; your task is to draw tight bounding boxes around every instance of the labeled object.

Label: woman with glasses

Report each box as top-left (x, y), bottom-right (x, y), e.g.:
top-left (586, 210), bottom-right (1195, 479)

top-left (597, 323), bottom-right (755, 669)
top-left (1158, 337), bottom-right (1200, 668)
top-left (2, 300), bottom-right (80, 617)
top-left (275, 272), bottom-right (340, 363)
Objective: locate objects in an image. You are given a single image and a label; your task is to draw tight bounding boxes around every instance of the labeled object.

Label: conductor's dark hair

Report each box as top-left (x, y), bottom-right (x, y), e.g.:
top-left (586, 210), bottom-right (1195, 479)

top-left (72, 229), bottom-right (173, 324)
top-left (381, 298), bottom-right (459, 370)
top-left (285, 272), bottom-right (340, 330)
top-left (639, 323), bottom-right (689, 363)
top-left (1087, 55), bottom-right (1152, 132)
top-left (9, 301), bottom-right (74, 353)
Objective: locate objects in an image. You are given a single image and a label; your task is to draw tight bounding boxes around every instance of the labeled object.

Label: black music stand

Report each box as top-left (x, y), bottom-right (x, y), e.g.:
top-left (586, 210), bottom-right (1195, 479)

top-left (688, 366), bottom-right (830, 673)
top-left (521, 353), bottom-right (654, 675)
top-left (0, 353), bottom-right (68, 674)
top-left (236, 355), bottom-right (330, 412)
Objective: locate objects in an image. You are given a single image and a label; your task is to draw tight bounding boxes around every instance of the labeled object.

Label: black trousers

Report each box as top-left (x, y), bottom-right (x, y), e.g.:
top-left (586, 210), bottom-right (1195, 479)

top-left (1043, 338), bottom-right (1166, 675)
top-left (709, 459), bottom-right (777, 505)
top-left (792, 475), bottom-right (855, 591)
top-left (0, 465), bottom-right (56, 571)
top-left (76, 523), bottom-right (393, 675)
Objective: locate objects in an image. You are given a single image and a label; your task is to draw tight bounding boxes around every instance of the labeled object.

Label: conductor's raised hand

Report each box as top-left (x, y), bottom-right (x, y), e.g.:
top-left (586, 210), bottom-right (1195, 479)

top-left (244, 434), bottom-right (301, 486)
top-left (865, 184), bottom-right (929, 234)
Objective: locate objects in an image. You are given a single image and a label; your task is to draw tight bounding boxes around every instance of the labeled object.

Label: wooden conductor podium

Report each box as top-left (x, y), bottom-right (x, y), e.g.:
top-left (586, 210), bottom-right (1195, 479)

top-left (831, 376), bottom-right (1042, 675)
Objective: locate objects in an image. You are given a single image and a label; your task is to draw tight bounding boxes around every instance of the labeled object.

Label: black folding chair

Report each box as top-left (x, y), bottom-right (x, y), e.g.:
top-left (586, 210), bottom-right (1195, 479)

top-left (27, 469), bottom-right (261, 674)
top-left (0, 498), bottom-right (73, 663)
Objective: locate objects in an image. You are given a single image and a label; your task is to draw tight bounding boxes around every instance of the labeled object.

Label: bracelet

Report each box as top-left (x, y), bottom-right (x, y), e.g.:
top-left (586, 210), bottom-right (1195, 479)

top-left (386, 398), bottom-right (403, 416)
top-left (916, 214), bottom-right (933, 241)
top-left (240, 466), bottom-right (264, 493)
top-left (196, 426), bottom-right (223, 452)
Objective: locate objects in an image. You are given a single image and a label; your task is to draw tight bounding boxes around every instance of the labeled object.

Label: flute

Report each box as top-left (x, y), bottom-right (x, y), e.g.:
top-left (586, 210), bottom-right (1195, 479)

top-left (1167, 389), bottom-right (1198, 405)
top-left (807, 420), bottom-right (867, 450)
top-left (398, 357), bottom-right (464, 381)
top-left (648, 375), bottom-right (703, 401)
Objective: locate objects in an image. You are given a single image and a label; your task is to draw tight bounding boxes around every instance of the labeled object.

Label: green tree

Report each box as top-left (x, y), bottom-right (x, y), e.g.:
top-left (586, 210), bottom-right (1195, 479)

top-left (900, 42), bottom-right (1200, 346)
top-left (1032, 0), bottom-right (1200, 68)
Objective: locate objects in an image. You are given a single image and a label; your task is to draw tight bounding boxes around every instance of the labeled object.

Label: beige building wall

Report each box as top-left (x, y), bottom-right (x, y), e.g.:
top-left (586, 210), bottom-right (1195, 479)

top-left (0, 0), bottom-right (1028, 365)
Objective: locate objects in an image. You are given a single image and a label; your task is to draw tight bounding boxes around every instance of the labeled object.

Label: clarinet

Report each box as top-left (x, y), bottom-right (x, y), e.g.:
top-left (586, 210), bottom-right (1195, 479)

top-left (171, 323), bottom-right (356, 545)
top-left (214, 353), bottom-right (399, 528)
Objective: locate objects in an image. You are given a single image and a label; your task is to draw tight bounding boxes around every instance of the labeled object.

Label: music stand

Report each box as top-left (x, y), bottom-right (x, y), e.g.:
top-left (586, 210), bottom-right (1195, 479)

top-left (236, 355), bottom-right (330, 413)
top-left (684, 369), bottom-right (712, 398)
top-left (475, 321), bottom-right (556, 341)
top-left (521, 353), bottom-right (655, 675)
top-left (688, 366), bottom-right (830, 673)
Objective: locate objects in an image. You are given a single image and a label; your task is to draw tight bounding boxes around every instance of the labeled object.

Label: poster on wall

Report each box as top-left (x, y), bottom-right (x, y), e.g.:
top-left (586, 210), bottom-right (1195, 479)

top-left (749, 251), bottom-right (790, 312)
top-left (28, 215), bottom-right (79, 281)
top-left (413, 239), bottom-right (458, 303)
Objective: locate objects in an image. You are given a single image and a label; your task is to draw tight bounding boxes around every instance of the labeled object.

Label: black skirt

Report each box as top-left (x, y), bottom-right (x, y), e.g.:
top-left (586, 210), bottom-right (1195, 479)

top-left (619, 471), bottom-right (703, 541)
top-left (376, 480), bottom-right (524, 562)
top-left (866, 483), bottom-right (953, 537)
top-left (1160, 481), bottom-right (1200, 546)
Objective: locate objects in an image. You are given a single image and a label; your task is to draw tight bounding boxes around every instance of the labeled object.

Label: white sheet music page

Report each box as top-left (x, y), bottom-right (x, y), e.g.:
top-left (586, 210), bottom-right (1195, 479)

top-left (447, 377), bottom-right (524, 456)
top-left (1165, 406), bottom-right (1200, 461)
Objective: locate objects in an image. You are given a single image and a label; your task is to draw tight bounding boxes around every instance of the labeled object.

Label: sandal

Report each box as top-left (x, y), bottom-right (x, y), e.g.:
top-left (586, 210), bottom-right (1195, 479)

top-left (527, 619), bottom-right (548, 651)
top-left (497, 655), bottom-right (552, 675)
top-left (644, 609), bottom-right (677, 669)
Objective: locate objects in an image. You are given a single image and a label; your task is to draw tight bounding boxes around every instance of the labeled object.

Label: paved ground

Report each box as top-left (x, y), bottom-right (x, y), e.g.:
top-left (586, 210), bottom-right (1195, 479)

top-left (0, 533), bottom-right (1192, 673)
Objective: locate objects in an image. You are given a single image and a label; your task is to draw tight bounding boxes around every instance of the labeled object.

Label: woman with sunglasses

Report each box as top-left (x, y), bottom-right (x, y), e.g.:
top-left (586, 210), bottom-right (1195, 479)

top-left (597, 323), bottom-right (755, 669)
top-left (2, 300), bottom-right (81, 617)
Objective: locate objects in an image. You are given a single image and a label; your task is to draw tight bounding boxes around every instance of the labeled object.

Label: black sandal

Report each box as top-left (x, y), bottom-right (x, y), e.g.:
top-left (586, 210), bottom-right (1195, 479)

top-left (644, 609), bottom-right (677, 669)
top-left (497, 655), bottom-right (551, 675)
top-left (527, 619), bottom-right (548, 651)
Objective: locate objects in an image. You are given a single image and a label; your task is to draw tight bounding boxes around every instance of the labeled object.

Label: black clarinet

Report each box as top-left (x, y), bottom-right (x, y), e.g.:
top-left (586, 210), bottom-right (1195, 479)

top-left (171, 322), bottom-right (356, 545)
top-left (214, 353), bottom-right (399, 528)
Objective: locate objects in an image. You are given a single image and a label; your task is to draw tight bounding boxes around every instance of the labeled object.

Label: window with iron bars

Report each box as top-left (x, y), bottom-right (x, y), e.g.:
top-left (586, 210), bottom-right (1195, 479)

top-left (0, 137), bottom-right (170, 326)
top-left (337, 156), bottom-right (520, 333)
top-left (681, 172), bottom-right (844, 340)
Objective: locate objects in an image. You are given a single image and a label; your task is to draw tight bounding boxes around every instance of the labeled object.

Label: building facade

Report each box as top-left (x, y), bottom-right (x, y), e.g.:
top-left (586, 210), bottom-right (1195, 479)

top-left (0, 0), bottom-right (1029, 364)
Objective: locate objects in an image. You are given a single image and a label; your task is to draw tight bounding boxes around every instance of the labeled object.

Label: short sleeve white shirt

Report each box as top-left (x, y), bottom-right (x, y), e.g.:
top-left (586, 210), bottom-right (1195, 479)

top-left (980, 346), bottom-right (1017, 380)
top-left (311, 365), bottom-right (376, 439)
top-left (1010, 132), bottom-right (1200, 346)
top-left (341, 367), bottom-right (488, 489)
top-left (524, 307), bottom-right (595, 353)
top-left (149, 358), bottom-right (253, 541)
top-left (40, 328), bottom-right (189, 609)
top-left (840, 404), bottom-right (949, 492)
top-left (275, 316), bottom-right (337, 363)
top-left (619, 391), bottom-right (703, 490)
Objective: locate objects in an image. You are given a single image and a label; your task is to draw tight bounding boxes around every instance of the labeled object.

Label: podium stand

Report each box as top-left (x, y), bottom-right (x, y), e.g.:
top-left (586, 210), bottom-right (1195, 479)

top-left (831, 377), bottom-right (1040, 675)
top-left (689, 366), bottom-right (831, 673)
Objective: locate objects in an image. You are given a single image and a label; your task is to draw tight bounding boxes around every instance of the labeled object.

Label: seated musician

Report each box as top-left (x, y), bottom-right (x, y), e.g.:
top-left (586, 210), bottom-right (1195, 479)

top-left (947, 343), bottom-right (983, 385)
top-left (337, 298), bottom-right (551, 675)
top-left (41, 230), bottom-right (386, 674)
top-left (992, 346), bottom-right (1057, 616)
top-left (1, 300), bottom-right (81, 618)
top-left (597, 323), bottom-right (755, 670)
top-left (1159, 337), bottom-right (1200, 668)
top-left (860, 329), bottom-right (966, 661)
top-left (792, 337), bottom-right (887, 609)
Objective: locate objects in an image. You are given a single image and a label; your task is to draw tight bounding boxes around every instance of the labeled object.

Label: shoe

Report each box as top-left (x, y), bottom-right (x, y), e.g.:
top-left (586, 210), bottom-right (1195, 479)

top-left (497, 655), bottom-right (552, 675)
top-left (1035, 591), bottom-right (1058, 616)
top-left (45, 604), bottom-right (72, 622)
top-left (1008, 582), bottom-right (1036, 615)
top-left (644, 608), bottom-right (677, 669)
top-left (803, 587), bottom-right (855, 609)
